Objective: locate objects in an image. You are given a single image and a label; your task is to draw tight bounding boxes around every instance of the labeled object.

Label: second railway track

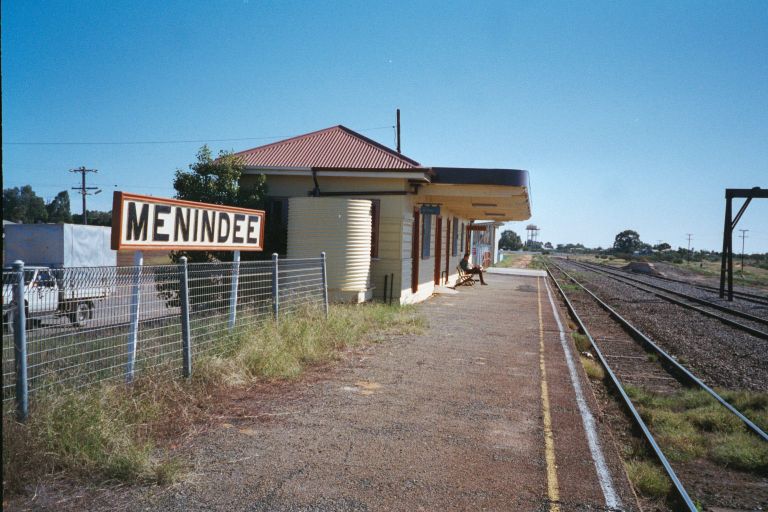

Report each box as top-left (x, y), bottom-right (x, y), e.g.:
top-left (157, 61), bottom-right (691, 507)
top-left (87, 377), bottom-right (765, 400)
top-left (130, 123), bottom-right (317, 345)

top-left (545, 261), bottom-right (768, 511)
top-left (565, 259), bottom-right (768, 340)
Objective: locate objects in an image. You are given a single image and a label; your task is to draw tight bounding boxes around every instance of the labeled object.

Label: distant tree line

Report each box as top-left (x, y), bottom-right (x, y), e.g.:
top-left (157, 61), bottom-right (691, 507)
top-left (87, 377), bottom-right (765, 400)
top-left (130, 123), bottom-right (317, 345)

top-left (543, 228), bottom-right (768, 269)
top-left (2, 185), bottom-right (112, 225)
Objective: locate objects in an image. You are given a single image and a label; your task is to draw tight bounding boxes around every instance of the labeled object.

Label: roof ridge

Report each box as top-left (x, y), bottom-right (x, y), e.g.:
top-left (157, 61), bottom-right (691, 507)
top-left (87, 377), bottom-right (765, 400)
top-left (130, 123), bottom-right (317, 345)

top-left (334, 125), bottom-right (421, 166)
top-left (232, 125), bottom-right (420, 167)
top-left (231, 125), bottom-right (342, 158)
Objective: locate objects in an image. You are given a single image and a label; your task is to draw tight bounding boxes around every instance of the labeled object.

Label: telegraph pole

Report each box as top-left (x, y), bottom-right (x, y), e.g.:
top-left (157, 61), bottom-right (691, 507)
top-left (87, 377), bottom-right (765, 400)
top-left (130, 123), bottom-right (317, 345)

top-left (686, 233), bottom-right (693, 262)
top-left (738, 229), bottom-right (749, 272)
top-left (70, 167), bottom-right (100, 225)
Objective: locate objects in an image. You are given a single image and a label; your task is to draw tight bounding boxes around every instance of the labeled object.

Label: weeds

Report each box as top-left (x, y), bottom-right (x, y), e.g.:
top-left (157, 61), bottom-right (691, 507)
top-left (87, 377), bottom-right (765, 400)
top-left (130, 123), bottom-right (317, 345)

top-left (625, 460), bottom-right (671, 499)
top-left (622, 386), bottom-right (768, 470)
top-left (572, 332), bottom-right (590, 352)
top-left (3, 303), bottom-right (424, 496)
top-left (581, 356), bottom-right (605, 381)
top-left (710, 431), bottom-right (768, 472)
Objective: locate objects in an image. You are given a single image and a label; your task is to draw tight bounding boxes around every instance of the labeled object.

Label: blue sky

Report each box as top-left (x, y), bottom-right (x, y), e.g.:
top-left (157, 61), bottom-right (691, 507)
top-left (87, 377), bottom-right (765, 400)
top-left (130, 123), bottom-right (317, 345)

top-left (3, 1), bottom-right (767, 252)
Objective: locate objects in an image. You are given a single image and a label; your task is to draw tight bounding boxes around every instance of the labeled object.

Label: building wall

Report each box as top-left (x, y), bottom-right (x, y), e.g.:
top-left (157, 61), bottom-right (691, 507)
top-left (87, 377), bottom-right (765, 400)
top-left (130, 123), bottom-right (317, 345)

top-left (242, 173), bottom-right (472, 305)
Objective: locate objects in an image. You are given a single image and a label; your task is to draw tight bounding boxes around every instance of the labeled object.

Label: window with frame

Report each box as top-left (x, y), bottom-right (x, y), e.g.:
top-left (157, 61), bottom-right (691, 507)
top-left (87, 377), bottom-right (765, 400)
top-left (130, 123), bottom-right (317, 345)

top-left (452, 216), bottom-right (459, 256)
top-left (267, 197), bottom-right (289, 226)
top-left (421, 213), bottom-right (432, 259)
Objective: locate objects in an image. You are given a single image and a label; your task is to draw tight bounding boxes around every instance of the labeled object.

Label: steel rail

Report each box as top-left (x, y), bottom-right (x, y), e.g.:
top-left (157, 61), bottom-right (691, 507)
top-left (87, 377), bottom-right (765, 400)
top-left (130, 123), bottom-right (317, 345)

top-left (570, 260), bottom-right (768, 328)
top-left (646, 273), bottom-right (768, 306)
top-left (544, 263), bottom-right (698, 512)
top-left (564, 260), bottom-right (768, 340)
top-left (557, 258), bottom-right (768, 305)
top-left (548, 260), bottom-right (768, 444)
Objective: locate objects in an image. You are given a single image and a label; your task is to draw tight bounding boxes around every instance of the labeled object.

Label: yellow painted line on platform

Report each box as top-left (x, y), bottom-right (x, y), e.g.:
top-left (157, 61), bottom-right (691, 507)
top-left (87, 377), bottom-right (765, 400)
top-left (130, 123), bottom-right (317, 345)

top-left (537, 277), bottom-right (560, 512)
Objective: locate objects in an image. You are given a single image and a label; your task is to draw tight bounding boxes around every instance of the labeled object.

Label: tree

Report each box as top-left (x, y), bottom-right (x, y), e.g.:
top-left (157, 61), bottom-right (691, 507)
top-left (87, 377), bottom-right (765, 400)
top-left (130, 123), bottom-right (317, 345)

top-left (72, 210), bottom-right (112, 226)
top-left (544, 242), bottom-right (553, 249)
top-left (46, 191), bottom-right (73, 223)
top-left (3, 185), bottom-right (48, 223)
top-left (173, 145), bottom-right (268, 261)
top-left (613, 230), bottom-right (642, 254)
top-left (499, 230), bottom-right (523, 251)
top-left (653, 242), bottom-right (671, 251)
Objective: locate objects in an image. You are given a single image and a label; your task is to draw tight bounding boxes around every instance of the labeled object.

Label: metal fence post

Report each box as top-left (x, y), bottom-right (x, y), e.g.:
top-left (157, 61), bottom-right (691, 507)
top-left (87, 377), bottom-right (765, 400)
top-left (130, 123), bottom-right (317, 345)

top-left (228, 250), bottom-right (241, 330)
top-left (179, 256), bottom-right (192, 378)
top-left (12, 261), bottom-right (29, 422)
top-left (125, 251), bottom-right (143, 383)
top-left (321, 252), bottom-right (329, 319)
top-left (272, 253), bottom-right (279, 321)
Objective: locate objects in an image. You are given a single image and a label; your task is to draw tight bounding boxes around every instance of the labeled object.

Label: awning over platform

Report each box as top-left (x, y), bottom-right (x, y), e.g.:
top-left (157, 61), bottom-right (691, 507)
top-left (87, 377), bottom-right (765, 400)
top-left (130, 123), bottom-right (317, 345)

top-left (418, 167), bottom-right (531, 221)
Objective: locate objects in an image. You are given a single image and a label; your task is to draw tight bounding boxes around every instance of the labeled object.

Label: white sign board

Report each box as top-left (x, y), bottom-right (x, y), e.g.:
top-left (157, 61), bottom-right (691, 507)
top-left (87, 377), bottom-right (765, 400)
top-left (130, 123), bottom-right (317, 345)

top-left (111, 192), bottom-right (265, 251)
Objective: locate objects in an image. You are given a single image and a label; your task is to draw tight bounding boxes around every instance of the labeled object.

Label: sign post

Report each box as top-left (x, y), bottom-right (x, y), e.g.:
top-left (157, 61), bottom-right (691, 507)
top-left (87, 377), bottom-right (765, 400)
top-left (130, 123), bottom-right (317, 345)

top-left (112, 192), bottom-right (266, 381)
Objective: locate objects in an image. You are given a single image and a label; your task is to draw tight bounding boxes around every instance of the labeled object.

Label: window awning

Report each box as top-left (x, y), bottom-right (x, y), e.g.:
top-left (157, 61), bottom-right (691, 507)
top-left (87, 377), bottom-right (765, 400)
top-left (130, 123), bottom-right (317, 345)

top-left (418, 167), bottom-right (531, 221)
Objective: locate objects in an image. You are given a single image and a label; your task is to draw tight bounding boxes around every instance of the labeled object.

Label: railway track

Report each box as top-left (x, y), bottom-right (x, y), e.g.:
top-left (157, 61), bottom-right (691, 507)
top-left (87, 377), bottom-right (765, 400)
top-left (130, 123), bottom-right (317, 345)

top-left (649, 271), bottom-right (768, 306)
top-left (563, 259), bottom-right (768, 340)
top-left (569, 259), bottom-right (768, 311)
top-left (545, 261), bottom-right (768, 511)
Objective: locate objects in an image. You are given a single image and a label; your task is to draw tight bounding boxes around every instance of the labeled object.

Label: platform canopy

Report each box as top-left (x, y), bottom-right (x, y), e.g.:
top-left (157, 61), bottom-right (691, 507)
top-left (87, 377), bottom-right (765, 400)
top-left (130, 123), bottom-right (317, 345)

top-left (418, 167), bottom-right (531, 221)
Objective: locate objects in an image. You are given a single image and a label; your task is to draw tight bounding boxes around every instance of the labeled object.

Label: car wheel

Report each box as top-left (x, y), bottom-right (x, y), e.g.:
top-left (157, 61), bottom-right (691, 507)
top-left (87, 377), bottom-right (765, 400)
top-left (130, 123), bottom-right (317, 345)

top-left (69, 302), bottom-right (90, 328)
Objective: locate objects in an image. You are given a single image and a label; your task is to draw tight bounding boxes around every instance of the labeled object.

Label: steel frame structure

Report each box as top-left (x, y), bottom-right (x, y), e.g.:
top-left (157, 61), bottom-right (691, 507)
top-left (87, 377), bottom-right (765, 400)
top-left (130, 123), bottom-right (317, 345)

top-left (719, 187), bottom-right (767, 300)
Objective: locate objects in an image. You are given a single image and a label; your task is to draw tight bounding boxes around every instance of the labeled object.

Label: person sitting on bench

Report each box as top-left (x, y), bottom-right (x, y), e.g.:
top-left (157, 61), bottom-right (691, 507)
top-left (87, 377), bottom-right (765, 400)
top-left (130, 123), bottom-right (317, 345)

top-left (460, 252), bottom-right (487, 285)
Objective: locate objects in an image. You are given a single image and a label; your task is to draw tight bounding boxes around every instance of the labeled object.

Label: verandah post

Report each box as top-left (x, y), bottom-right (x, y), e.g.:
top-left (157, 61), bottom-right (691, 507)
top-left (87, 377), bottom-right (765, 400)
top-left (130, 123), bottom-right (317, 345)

top-left (12, 260), bottom-right (29, 422)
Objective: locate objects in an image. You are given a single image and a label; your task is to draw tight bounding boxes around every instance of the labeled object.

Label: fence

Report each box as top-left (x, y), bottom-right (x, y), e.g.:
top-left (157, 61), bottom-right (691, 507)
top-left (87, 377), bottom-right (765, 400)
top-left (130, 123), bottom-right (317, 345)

top-left (2, 253), bottom-right (329, 420)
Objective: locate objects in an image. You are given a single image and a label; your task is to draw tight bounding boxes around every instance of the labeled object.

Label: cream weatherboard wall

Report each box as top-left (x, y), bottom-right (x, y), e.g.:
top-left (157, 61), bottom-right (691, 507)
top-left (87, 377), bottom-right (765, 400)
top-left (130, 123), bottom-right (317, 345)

top-left (242, 173), bottom-right (471, 305)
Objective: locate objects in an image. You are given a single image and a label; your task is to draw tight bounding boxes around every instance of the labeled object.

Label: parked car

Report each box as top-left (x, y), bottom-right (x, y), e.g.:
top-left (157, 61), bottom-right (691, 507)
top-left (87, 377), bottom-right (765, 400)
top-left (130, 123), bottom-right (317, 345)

top-left (3, 265), bottom-right (114, 331)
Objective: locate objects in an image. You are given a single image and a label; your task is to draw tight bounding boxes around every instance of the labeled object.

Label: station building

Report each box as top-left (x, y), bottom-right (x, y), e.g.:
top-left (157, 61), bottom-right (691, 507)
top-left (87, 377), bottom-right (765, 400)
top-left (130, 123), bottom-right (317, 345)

top-left (236, 125), bottom-right (531, 304)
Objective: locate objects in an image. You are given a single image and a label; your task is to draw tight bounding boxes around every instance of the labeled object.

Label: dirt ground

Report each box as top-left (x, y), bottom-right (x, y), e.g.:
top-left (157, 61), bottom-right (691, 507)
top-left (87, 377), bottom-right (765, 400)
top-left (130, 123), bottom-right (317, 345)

top-left (495, 253), bottom-right (534, 269)
top-left (8, 274), bottom-right (638, 511)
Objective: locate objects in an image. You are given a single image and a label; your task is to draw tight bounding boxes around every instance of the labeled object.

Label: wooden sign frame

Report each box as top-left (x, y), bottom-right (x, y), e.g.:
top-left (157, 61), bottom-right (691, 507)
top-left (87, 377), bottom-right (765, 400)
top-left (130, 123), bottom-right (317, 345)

top-left (111, 191), bottom-right (265, 252)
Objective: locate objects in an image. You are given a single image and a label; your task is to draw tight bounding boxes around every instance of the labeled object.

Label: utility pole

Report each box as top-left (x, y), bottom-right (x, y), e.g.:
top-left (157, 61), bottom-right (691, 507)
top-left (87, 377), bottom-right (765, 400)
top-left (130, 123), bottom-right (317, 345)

top-left (70, 167), bottom-right (101, 225)
top-left (738, 229), bottom-right (749, 272)
top-left (686, 233), bottom-right (693, 262)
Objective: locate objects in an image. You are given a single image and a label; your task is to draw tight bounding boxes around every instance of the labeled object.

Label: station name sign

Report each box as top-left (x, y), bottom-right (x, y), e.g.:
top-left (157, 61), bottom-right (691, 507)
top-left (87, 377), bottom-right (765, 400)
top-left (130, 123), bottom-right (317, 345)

top-left (111, 192), bottom-right (265, 251)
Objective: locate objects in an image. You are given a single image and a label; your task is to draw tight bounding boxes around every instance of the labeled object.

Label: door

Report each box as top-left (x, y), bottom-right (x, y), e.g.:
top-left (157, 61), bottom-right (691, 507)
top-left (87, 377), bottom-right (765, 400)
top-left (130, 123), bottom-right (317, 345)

top-left (411, 209), bottom-right (420, 293)
top-left (434, 216), bottom-right (442, 285)
top-left (445, 218), bottom-right (451, 284)
top-left (28, 269), bottom-right (58, 315)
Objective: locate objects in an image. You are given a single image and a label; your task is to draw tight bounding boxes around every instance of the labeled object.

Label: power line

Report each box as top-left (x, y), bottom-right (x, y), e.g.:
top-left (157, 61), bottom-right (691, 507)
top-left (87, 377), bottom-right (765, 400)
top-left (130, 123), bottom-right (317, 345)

top-left (2, 126), bottom-right (395, 146)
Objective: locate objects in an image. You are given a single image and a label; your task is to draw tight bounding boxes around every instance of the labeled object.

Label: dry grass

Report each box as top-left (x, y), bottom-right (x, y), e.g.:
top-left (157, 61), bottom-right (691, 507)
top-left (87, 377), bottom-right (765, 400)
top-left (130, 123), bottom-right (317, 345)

top-left (625, 460), bottom-right (671, 500)
top-left (580, 356), bottom-right (605, 381)
top-left (2, 303), bottom-right (424, 496)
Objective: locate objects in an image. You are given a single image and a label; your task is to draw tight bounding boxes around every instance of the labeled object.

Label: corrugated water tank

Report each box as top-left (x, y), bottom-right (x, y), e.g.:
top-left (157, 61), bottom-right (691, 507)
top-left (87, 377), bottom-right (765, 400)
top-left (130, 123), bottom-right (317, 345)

top-left (287, 197), bottom-right (372, 302)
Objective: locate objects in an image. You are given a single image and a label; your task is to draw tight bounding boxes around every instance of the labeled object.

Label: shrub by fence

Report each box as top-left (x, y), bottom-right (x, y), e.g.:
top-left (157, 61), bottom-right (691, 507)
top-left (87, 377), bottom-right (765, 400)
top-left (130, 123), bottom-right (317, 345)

top-left (2, 254), bottom-right (328, 419)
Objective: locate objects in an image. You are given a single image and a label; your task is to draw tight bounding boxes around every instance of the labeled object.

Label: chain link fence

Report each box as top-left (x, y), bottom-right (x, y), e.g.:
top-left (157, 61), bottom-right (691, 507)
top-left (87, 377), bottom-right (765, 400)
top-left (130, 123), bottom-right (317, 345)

top-left (2, 254), bottom-right (328, 417)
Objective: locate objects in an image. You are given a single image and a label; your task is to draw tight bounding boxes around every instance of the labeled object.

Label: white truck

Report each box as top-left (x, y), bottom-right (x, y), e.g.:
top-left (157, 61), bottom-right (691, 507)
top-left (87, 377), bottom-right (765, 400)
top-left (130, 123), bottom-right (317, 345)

top-left (2, 224), bottom-right (117, 330)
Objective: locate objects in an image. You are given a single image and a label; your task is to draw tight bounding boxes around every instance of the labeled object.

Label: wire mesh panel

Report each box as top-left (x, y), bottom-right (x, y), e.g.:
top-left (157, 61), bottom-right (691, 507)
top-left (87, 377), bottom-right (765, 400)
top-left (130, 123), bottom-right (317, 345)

top-left (1, 264), bottom-right (185, 401)
top-left (1, 256), bottom-right (326, 405)
top-left (279, 258), bottom-right (325, 315)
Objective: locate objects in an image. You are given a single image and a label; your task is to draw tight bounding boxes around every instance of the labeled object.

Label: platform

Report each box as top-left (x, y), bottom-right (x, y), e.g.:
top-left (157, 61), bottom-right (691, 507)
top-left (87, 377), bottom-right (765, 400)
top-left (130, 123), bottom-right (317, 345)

top-left (54, 271), bottom-right (638, 511)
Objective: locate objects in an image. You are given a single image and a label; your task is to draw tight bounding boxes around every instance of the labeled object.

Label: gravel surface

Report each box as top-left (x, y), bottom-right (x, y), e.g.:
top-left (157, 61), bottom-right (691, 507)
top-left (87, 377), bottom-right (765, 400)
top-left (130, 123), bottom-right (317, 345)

top-left (572, 260), bottom-right (768, 320)
top-left (557, 259), bottom-right (768, 392)
top-left (6, 273), bottom-right (638, 512)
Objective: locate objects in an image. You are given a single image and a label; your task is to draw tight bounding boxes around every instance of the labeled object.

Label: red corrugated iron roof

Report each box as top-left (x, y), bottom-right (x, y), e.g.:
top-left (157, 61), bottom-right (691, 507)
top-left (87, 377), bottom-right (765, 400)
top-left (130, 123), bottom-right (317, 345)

top-left (233, 125), bottom-right (421, 169)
